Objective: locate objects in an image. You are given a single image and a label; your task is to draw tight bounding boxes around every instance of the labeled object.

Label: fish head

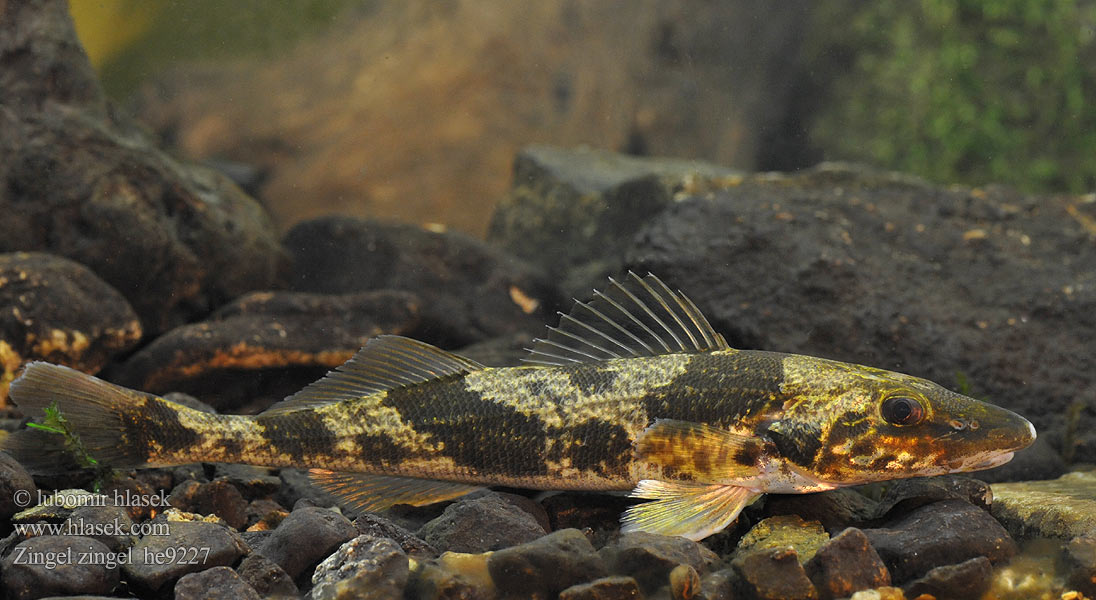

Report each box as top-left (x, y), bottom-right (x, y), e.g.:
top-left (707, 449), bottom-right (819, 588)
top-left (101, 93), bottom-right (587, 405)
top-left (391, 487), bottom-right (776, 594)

top-left (781, 360), bottom-right (1036, 486)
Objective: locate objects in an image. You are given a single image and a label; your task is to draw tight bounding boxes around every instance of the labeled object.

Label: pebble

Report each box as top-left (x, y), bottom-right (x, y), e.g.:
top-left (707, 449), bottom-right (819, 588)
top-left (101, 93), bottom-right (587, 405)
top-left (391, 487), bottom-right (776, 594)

top-left (732, 547), bottom-right (818, 600)
top-left (487, 528), bottom-right (608, 598)
top-left (61, 505), bottom-right (138, 552)
top-left (764, 488), bottom-right (878, 532)
top-left (734, 515), bottom-right (830, 564)
top-left (870, 475), bottom-right (991, 519)
top-left (191, 479), bottom-right (249, 530)
top-left (354, 512), bottom-right (437, 558)
top-left (236, 552), bottom-right (299, 597)
top-left (697, 567), bottom-right (738, 600)
top-left (1, 536), bottom-right (118, 600)
top-left (213, 463), bottom-right (282, 497)
top-left (418, 492), bottom-right (547, 553)
top-left (407, 550), bottom-right (495, 600)
top-left (174, 566), bottom-right (261, 600)
top-left (862, 499), bottom-right (1016, 583)
top-left (245, 497), bottom-right (289, 531)
top-left (1067, 534), bottom-right (1096, 597)
top-left (310, 535), bottom-right (409, 600)
top-left (600, 531), bottom-right (719, 592)
top-left (0, 452), bottom-right (36, 520)
top-left (256, 506), bottom-right (357, 579)
top-left (902, 556), bottom-right (993, 600)
top-left (558, 575), bottom-right (644, 600)
top-left (122, 521), bottom-right (248, 593)
top-left (804, 528), bottom-right (890, 600)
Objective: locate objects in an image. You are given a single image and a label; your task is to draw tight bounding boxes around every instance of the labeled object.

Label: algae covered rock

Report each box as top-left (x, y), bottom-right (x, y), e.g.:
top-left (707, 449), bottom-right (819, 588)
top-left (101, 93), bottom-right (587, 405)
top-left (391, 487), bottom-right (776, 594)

top-left (991, 470), bottom-right (1096, 540)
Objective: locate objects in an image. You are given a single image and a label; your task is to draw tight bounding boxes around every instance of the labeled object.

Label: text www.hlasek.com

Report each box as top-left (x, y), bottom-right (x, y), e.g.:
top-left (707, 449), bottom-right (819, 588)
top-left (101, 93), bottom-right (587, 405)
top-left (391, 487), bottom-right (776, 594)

top-left (13, 517), bottom-right (170, 538)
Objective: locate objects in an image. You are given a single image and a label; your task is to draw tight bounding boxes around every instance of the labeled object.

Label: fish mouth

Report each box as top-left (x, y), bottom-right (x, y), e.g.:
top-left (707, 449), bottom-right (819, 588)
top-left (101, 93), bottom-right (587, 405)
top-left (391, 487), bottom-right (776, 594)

top-left (972, 451), bottom-right (1014, 470)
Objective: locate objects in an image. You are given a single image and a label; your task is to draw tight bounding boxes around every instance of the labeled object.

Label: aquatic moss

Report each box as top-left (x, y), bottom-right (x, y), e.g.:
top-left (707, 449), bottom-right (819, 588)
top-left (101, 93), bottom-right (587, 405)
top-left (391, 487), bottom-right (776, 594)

top-left (807, 0), bottom-right (1096, 194)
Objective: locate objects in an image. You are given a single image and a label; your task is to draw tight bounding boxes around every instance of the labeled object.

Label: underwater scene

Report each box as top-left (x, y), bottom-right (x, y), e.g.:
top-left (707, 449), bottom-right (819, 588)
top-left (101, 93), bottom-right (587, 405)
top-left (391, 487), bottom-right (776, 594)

top-left (0, 1), bottom-right (1094, 599)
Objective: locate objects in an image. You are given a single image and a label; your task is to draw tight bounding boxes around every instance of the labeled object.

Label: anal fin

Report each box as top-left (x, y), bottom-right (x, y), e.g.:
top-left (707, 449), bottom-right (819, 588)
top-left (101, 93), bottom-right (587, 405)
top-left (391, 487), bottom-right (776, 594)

top-left (621, 480), bottom-right (759, 541)
top-left (309, 469), bottom-right (482, 513)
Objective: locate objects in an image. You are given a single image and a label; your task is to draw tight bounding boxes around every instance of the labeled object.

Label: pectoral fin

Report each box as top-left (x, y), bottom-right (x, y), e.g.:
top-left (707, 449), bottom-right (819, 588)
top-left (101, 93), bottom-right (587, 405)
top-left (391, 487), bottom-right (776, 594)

top-left (621, 480), bottom-right (760, 541)
top-left (309, 469), bottom-right (482, 513)
top-left (635, 419), bottom-right (768, 481)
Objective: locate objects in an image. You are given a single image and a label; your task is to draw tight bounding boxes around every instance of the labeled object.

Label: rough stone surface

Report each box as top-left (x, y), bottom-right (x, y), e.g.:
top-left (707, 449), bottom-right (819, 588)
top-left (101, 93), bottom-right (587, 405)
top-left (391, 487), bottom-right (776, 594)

top-left (407, 550), bottom-right (495, 600)
top-left (0, 253), bottom-right (141, 404)
top-left (862, 499), bottom-right (1016, 583)
top-left (61, 505), bottom-right (138, 552)
top-left (1, 536), bottom-right (118, 600)
top-left (764, 488), bottom-right (879, 533)
top-left (256, 506), bottom-right (358, 579)
top-left (174, 566), bottom-right (261, 600)
top-left (166, 479), bottom-right (248, 530)
top-left (870, 476), bottom-right (992, 520)
top-left (902, 556), bottom-right (993, 600)
top-left (558, 575), bottom-right (644, 600)
top-left (353, 513), bottom-right (437, 559)
top-left (0, 451), bottom-right (36, 520)
top-left (489, 145), bottom-right (740, 297)
top-left (418, 492), bottom-right (547, 553)
top-left (284, 216), bottom-right (557, 347)
top-left (213, 464), bottom-right (282, 498)
top-left (734, 515), bottom-right (830, 565)
top-left (600, 531), bottom-right (719, 592)
top-left (122, 520), bottom-right (248, 593)
top-left (804, 528), bottom-right (890, 600)
top-left (310, 535), bottom-right (409, 600)
top-left (131, 4), bottom-right (807, 236)
top-left (541, 492), bottom-right (634, 546)
top-left (236, 552), bottom-right (299, 598)
top-left (626, 162), bottom-right (1095, 459)
top-left (1067, 534), bottom-right (1096, 598)
top-left (733, 547), bottom-right (818, 600)
top-left (0, 0), bottom-right (285, 336)
top-left (487, 528), bottom-right (608, 599)
top-left (114, 290), bottom-right (420, 409)
top-left (992, 470), bottom-right (1096, 540)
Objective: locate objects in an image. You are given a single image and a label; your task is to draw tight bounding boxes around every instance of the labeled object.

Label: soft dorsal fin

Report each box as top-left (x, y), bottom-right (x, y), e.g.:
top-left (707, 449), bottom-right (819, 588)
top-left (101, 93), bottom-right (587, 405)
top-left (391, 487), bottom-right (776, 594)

top-left (524, 272), bottom-right (729, 366)
top-left (262, 335), bottom-right (485, 415)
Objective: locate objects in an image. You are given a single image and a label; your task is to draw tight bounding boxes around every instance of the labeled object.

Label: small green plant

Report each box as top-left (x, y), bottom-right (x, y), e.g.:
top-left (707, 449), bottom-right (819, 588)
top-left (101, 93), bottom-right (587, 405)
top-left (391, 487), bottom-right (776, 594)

top-left (27, 401), bottom-right (116, 491)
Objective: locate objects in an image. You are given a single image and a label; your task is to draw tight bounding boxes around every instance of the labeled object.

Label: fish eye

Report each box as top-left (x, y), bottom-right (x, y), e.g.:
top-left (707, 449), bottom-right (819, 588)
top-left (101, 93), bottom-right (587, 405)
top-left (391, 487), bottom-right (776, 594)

top-left (881, 396), bottom-right (925, 426)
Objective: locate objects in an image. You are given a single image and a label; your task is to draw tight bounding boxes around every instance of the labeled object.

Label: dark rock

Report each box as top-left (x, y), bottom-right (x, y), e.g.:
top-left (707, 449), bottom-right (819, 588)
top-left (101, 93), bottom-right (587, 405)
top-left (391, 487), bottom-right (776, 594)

top-left (174, 566), bottom-right (261, 600)
top-left (732, 547), bottom-right (818, 600)
top-left (599, 531), bottom-right (719, 593)
top-left (804, 528), bottom-right (890, 600)
top-left (487, 528), bottom-right (608, 598)
top-left (172, 465), bottom-right (209, 485)
top-left (542, 492), bottom-right (635, 545)
top-left (488, 145), bottom-right (739, 298)
top-left (626, 163), bottom-right (1093, 459)
top-left (114, 290), bottom-right (420, 408)
top-left (123, 520), bottom-right (248, 593)
top-left (61, 505), bottom-right (138, 552)
top-left (1, 536), bottom-right (119, 600)
top-left (0, 1), bottom-right (285, 336)
top-left (236, 552), bottom-right (298, 598)
top-left (902, 556), bottom-right (992, 600)
top-left (698, 567), bottom-right (738, 600)
top-left (733, 515), bottom-right (829, 565)
top-left (213, 464), bottom-right (282, 498)
top-left (99, 477), bottom-right (164, 522)
top-left (490, 490), bottom-right (553, 533)
top-left (256, 506), bottom-right (357, 579)
top-left (0, 253), bottom-right (141, 403)
top-left (558, 575), bottom-right (644, 600)
top-left (310, 535), bottom-right (408, 600)
top-left (1067, 534), bottom-right (1096, 597)
top-left (862, 499), bottom-right (1016, 583)
top-left (765, 488), bottom-right (879, 532)
top-left (245, 498), bottom-right (289, 531)
top-left (277, 468), bottom-right (339, 511)
top-left (239, 530), bottom-right (273, 550)
top-left (977, 435), bottom-right (1067, 483)
top-left (353, 513), bottom-right (437, 558)
top-left (134, 467), bottom-right (177, 493)
top-left (417, 491), bottom-right (547, 553)
top-left (181, 480), bottom-right (248, 530)
top-left (284, 216), bottom-right (557, 347)
top-left (871, 476), bottom-right (992, 520)
top-left (0, 452), bottom-right (36, 520)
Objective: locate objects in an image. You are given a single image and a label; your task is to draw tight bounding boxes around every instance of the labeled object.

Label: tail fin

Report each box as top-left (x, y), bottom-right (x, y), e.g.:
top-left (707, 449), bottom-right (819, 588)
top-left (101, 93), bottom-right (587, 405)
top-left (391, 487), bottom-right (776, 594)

top-left (5, 362), bottom-right (151, 474)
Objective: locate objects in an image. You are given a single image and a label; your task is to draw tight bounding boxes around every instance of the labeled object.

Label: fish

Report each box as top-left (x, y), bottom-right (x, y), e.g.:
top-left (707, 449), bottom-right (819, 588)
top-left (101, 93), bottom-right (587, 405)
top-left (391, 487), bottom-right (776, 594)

top-left (4, 272), bottom-right (1036, 541)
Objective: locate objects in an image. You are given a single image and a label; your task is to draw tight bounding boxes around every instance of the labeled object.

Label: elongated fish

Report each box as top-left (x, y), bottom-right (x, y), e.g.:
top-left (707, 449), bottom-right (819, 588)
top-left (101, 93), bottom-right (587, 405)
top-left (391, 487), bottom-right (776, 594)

top-left (5, 273), bottom-right (1035, 540)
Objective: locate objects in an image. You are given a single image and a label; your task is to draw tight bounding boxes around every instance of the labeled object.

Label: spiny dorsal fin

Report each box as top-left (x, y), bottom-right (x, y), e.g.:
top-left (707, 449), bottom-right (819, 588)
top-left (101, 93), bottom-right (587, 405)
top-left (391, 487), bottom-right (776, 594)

top-left (308, 469), bottom-right (482, 512)
top-left (524, 272), bottom-right (729, 366)
top-left (262, 335), bottom-right (485, 415)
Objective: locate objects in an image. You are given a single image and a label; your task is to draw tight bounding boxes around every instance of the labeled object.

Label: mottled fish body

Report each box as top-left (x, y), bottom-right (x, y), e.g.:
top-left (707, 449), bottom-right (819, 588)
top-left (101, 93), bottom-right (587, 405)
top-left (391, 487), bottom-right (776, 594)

top-left (5, 273), bottom-right (1035, 540)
